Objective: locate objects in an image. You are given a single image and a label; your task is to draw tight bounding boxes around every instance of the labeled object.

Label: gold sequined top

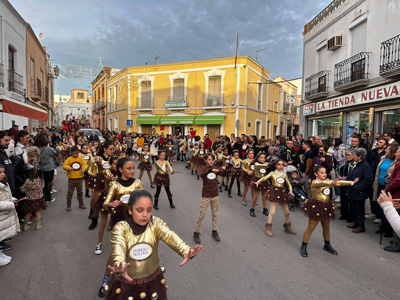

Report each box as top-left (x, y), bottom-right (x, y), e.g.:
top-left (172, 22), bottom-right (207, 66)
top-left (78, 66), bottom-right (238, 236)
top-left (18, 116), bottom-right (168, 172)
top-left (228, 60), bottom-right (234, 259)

top-left (140, 152), bottom-right (151, 163)
top-left (256, 171), bottom-right (292, 192)
top-left (311, 179), bottom-right (352, 202)
top-left (215, 152), bottom-right (224, 163)
top-left (102, 179), bottom-right (145, 210)
top-left (56, 146), bottom-right (64, 153)
top-left (195, 149), bottom-right (206, 159)
top-left (231, 157), bottom-right (241, 169)
top-left (253, 162), bottom-right (269, 178)
top-left (111, 217), bottom-right (191, 279)
top-left (103, 169), bottom-right (118, 191)
top-left (122, 144), bottom-right (127, 151)
top-left (155, 161), bottom-right (173, 175)
top-left (241, 159), bottom-right (254, 175)
top-left (223, 156), bottom-right (233, 167)
top-left (88, 157), bottom-right (111, 177)
top-left (79, 152), bottom-right (93, 161)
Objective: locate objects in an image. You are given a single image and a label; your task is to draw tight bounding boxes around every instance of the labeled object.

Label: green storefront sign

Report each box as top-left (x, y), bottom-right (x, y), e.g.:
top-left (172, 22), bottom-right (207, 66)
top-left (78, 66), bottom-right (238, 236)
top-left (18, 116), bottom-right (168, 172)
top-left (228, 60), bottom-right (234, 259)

top-left (165, 101), bottom-right (187, 108)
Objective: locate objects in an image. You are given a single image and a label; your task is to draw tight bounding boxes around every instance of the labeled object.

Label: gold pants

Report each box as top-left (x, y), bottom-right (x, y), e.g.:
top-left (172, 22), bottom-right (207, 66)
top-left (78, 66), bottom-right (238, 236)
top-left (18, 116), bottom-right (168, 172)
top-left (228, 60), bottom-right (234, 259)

top-left (195, 196), bottom-right (219, 232)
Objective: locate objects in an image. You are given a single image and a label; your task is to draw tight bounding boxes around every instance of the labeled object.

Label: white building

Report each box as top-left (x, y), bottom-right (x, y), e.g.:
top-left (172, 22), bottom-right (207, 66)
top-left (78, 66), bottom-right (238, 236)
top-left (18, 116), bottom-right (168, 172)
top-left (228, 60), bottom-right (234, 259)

top-left (54, 93), bottom-right (71, 106)
top-left (54, 101), bottom-right (92, 127)
top-left (300, 0), bottom-right (400, 146)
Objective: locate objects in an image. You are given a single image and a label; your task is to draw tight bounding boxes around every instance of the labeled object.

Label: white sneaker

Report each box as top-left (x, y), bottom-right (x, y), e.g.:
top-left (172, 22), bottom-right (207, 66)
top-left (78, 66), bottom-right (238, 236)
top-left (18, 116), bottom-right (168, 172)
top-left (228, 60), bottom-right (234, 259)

top-left (0, 253), bottom-right (11, 266)
top-left (50, 198), bottom-right (56, 203)
top-left (0, 251), bottom-right (11, 261)
top-left (95, 243), bottom-right (103, 255)
top-left (373, 219), bottom-right (381, 224)
top-left (52, 189), bottom-right (57, 193)
top-left (365, 213), bottom-right (376, 220)
top-left (300, 196), bottom-right (306, 200)
top-left (334, 197), bottom-right (341, 203)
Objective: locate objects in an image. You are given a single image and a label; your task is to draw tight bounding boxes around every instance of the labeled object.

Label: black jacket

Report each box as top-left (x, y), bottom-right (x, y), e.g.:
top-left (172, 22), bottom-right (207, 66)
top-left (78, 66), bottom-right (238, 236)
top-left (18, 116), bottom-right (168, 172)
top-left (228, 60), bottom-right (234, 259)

top-left (11, 153), bottom-right (28, 198)
top-left (88, 135), bottom-right (100, 142)
top-left (0, 150), bottom-right (14, 191)
top-left (345, 159), bottom-right (374, 200)
top-left (279, 147), bottom-right (300, 166)
top-left (254, 145), bottom-right (269, 157)
top-left (51, 135), bottom-right (62, 147)
top-left (367, 148), bottom-right (385, 175)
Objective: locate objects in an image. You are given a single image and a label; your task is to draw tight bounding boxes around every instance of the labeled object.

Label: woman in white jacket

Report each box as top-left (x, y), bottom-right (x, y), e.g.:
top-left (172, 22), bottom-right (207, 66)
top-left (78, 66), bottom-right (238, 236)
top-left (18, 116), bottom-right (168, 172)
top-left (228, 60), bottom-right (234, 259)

top-left (0, 164), bottom-right (20, 266)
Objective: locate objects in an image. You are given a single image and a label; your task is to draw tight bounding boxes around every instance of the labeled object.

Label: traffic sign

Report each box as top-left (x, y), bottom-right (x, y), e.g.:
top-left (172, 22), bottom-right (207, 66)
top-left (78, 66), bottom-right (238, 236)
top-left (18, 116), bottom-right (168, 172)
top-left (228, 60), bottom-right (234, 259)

top-left (126, 119), bottom-right (133, 127)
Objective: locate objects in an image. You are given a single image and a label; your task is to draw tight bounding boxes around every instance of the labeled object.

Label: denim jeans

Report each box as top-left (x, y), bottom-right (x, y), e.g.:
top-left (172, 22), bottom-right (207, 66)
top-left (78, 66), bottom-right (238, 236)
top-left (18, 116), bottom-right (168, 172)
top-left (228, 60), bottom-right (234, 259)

top-left (351, 198), bottom-right (366, 229)
top-left (293, 189), bottom-right (306, 198)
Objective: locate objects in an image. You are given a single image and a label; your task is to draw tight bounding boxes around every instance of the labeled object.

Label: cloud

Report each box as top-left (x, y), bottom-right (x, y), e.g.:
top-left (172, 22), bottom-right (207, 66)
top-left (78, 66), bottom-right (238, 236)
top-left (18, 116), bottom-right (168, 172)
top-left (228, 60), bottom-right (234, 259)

top-left (9, 0), bottom-right (331, 94)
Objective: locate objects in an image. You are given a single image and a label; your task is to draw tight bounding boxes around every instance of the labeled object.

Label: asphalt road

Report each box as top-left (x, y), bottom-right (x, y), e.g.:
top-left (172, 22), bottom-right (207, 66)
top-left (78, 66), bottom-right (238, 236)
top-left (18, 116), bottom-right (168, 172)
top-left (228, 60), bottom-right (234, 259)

top-left (0, 160), bottom-right (399, 300)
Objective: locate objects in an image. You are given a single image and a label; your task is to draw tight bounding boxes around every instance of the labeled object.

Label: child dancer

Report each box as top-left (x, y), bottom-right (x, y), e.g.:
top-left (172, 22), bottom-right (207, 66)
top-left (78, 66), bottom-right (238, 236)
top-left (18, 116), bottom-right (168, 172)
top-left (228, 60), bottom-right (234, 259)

top-left (56, 141), bottom-right (65, 164)
top-left (20, 168), bottom-right (46, 230)
top-left (190, 143), bottom-right (199, 175)
top-left (80, 144), bottom-right (93, 198)
top-left (165, 141), bottom-right (174, 164)
top-left (193, 153), bottom-right (225, 244)
top-left (249, 152), bottom-right (270, 217)
top-left (195, 142), bottom-right (206, 180)
top-left (299, 165), bottom-right (358, 257)
top-left (94, 156), bottom-right (118, 255)
top-left (121, 140), bottom-right (127, 157)
top-left (97, 157), bottom-right (145, 298)
top-left (214, 145), bottom-right (226, 192)
top-left (254, 159), bottom-right (296, 237)
top-left (137, 144), bottom-right (154, 188)
top-left (153, 151), bottom-right (176, 210)
top-left (104, 190), bottom-right (201, 300)
top-left (228, 150), bottom-right (242, 198)
top-left (113, 138), bottom-right (122, 157)
top-left (240, 149), bottom-right (255, 206)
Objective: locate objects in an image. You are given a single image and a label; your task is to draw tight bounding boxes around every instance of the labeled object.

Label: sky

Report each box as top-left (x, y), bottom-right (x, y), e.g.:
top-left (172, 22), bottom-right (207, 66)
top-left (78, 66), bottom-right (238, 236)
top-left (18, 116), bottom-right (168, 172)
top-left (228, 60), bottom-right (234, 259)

top-left (10, 0), bottom-right (331, 95)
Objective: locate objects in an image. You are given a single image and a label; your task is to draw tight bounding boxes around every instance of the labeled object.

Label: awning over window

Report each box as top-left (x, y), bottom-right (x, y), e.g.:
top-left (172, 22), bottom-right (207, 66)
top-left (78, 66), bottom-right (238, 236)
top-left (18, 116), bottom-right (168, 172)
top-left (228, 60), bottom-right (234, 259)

top-left (195, 115), bottom-right (225, 125)
top-left (2, 100), bottom-right (47, 121)
top-left (160, 116), bottom-right (195, 125)
top-left (136, 116), bottom-right (160, 125)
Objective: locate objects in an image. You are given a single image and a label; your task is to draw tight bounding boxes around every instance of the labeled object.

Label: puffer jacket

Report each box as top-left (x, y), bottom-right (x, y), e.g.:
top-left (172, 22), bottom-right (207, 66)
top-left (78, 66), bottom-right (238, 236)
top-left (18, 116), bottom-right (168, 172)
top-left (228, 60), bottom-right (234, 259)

top-left (372, 156), bottom-right (397, 202)
top-left (0, 182), bottom-right (20, 241)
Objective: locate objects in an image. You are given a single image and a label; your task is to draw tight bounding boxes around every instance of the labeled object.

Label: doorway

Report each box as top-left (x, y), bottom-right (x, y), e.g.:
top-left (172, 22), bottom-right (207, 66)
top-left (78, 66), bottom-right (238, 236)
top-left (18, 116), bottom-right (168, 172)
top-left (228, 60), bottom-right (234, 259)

top-left (141, 125), bottom-right (152, 135)
top-left (208, 125), bottom-right (220, 142)
top-left (172, 125), bottom-right (183, 136)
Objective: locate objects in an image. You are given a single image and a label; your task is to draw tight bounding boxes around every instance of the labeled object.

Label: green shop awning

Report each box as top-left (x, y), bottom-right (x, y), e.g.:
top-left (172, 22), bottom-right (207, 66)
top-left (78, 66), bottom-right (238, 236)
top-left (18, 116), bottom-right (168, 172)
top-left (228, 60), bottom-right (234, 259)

top-left (136, 116), bottom-right (160, 125)
top-left (195, 115), bottom-right (225, 125)
top-left (160, 116), bottom-right (195, 125)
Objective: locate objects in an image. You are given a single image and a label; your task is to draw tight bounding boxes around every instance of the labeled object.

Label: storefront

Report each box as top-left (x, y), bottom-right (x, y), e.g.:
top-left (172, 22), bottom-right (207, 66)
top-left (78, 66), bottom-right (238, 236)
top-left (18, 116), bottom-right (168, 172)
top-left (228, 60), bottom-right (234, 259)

top-left (304, 80), bottom-right (400, 146)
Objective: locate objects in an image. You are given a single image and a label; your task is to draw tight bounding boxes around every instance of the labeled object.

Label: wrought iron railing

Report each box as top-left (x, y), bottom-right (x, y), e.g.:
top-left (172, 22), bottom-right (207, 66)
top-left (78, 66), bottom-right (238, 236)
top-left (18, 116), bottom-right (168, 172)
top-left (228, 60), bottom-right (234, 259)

top-left (8, 70), bottom-right (23, 95)
top-left (137, 96), bottom-right (154, 109)
top-left (41, 86), bottom-right (49, 104)
top-left (0, 64), bottom-right (4, 88)
top-left (31, 77), bottom-right (42, 99)
top-left (305, 70), bottom-right (330, 97)
top-left (380, 33), bottom-right (400, 74)
top-left (167, 95), bottom-right (187, 102)
top-left (97, 98), bottom-right (105, 108)
top-left (334, 52), bottom-right (370, 89)
top-left (203, 93), bottom-right (224, 107)
top-left (306, 0), bottom-right (346, 33)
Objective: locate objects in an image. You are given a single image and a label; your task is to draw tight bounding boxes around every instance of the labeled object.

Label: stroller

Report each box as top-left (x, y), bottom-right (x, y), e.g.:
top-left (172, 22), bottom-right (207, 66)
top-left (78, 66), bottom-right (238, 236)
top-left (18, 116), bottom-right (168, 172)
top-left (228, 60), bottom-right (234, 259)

top-left (287, 168), bottom-right (307, 211)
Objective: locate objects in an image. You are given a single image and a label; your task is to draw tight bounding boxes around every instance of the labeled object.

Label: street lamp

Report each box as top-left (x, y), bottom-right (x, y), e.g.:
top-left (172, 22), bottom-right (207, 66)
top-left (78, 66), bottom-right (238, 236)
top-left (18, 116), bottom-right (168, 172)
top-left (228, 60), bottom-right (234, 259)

top-left (256, 47), bottom-right (270, 61)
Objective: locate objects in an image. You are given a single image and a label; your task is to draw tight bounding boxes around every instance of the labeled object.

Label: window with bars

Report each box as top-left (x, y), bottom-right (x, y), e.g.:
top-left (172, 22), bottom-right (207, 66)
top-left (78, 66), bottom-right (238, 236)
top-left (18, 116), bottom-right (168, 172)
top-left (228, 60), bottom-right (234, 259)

top-left (173, 79), bottom-right (184, 100)
top-left (140, 81), bottom-right (152, 108)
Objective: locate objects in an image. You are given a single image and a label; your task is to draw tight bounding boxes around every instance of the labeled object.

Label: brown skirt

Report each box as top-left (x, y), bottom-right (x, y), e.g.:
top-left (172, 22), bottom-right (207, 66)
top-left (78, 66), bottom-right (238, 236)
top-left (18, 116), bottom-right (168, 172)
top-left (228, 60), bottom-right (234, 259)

top-left (20, 198), bottom-right (47, 213)
top-left (89, 174), bottom-right (106, 192)
top-left (138, 161), bottom-right (152, 171)
top-left (264, 186), bottom-right (290, 204)
top-left (190, 156), bottom-right (197, 164)
top-left (154, 173), bottom-right (170, 187)
top-left (230, 168), bottom-right (241, 179)
top-left (239, 171), bottom-right (253, 185)
top-left (114, 151), bottom-right (121, 157)
top-left (108, 205), bottom-right (130, 231)
top-left (95, 190), bottom-right (108, 211)
top-left (300, 198), bottom-right (336, 221)
top-left (166, 150), bottom-right (173, 158)
top-left (196, 157), bottom-right (206, 166)
top-left (250, 176), bottom-right (269, 192)
top-left (105, 266), bottom-right (167, 300)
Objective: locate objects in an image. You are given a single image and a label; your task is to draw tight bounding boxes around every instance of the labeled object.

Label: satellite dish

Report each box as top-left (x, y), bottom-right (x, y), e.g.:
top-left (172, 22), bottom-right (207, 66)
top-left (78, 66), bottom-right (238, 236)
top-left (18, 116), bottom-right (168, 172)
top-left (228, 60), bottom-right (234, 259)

top-left (39, 33), bottom-right (45, 40)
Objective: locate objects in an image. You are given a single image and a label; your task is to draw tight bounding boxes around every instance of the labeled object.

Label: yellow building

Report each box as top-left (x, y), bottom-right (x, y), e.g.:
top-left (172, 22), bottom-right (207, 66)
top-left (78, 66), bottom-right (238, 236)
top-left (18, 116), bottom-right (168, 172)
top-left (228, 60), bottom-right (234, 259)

top-left (106, 56), bottom-right (284, 140)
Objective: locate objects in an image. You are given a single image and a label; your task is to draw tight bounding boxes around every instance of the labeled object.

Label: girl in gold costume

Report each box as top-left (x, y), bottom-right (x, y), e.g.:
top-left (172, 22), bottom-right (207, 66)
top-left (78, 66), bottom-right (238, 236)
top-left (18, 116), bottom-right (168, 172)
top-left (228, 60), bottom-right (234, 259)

top-left (104, 190), bottom-right (202, 300)
top-left (216, 146), bottom-right (230, 193)
top-left (114, 138), bottom-right (122, 157)
top-left (165, 141), bottom-right (174, 164)
top-left (94, 156), bottom-right (119, 256)
top-left (249, 152), bottom-right (270, 217)
top-left (138, 144), bottom-right (154, 188)
top-left (300, 165), bottom-right (358, 257)
top-left (98, 157), bottom-right (145, 298)
top-left (195, 142), bottom-right (206, 180)
top-left (189, 142), bottom-right (199, 176)
top-left (239, 149), bottom-right (255, 206)
top-left (88, 142), bottom-right (115, 231)
top-left (153, 151), bottom-right (175, 210)
top-left (255, 159), bottom-right (296, 237)
top-left (79, 144), bottom-right (93, 198)
top-left (227, 150), bottom-right (242, 198)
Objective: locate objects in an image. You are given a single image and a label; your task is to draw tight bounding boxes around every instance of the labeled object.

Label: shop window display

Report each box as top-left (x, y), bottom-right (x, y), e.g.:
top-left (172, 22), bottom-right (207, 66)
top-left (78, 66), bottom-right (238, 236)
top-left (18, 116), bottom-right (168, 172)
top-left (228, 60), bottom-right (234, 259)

top-left (314, 115), bottom-right (342, 142)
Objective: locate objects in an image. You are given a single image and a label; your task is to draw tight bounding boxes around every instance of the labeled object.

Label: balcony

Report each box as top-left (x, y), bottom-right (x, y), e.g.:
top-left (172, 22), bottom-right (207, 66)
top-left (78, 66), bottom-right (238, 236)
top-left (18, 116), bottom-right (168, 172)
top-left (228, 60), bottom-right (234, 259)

top-left (203, 93), bottom-right (224, 107)
top-left (166, 95), bottom-right (187, 108)
top-left (30, 77), bottom-right (42, 101)
top-left (41, 86), bottom-right (49, 106)
top-left (305, 70), bottom-right (330, 101)
top-left (334, 52), bottom-right (370, 92)
top-left (97, 98), bottom-right (105, 109)
top-left (0, 64), bottom-right (4, 88)
top-left (137, 96), bottom-right (154, 109)
top-left (380, 33), bottom-right (400, 78)
top-left (8, 70), bottom-right (23, 95)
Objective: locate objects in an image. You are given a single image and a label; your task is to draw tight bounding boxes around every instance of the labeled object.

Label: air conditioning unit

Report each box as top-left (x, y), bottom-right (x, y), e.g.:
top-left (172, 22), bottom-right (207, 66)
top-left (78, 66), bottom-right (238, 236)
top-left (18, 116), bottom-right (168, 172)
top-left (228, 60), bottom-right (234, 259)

top-left (327, 35), bottom-right (342, 51)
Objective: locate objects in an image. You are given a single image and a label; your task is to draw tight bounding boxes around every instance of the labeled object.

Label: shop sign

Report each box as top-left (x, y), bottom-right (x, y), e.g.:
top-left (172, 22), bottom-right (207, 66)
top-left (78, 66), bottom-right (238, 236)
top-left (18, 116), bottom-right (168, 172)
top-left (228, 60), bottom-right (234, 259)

top-left (303, 104), bottom-right (315, 115)
top-left (165, 100), bottom-right (187, 108)
top-left (315, 81), bottom-right (400, 113)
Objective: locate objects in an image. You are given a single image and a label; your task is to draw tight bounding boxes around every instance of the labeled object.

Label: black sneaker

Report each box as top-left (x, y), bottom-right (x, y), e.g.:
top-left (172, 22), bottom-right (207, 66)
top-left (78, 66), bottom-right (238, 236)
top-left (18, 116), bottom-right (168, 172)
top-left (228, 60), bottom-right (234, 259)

top-left (98, 274), bottom-right (110, 298)
top-left (0, 241), bottom-right (12, 251)
top-left (3, 238), bottom-right (12, 243)
top-left (249, 209), bottom-right (256, 217)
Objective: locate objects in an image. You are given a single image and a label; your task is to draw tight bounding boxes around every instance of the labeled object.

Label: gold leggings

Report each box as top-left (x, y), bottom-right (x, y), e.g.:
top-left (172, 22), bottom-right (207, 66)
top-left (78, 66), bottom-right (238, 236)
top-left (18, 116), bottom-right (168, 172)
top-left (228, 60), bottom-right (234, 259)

top-left (190, 161), bottom-right (197, 171)
top-left (267, 202), bottom-right (290, 223)
top-left (98, 210), bottom-right (108, 244)
top-left (139, 170), bottom-right (153, 184)
top-left (302, 218), bottom-right (330, 243)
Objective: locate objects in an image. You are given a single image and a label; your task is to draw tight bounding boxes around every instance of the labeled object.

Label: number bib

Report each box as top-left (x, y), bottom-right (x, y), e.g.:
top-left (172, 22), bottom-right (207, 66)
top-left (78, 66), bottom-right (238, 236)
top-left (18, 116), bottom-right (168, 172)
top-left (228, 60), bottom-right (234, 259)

top-left (260, 168), bottom-right (266, 174)
top-left (251, 165), bottom-right (254, 171)
top-left (72, 163), bottom-right (80, 170)
top-left (129, 242), bottom-right (153, 261)
top-left (323, 188), bottom-right (330, 195)
top-left (103, 163), bottom-right (110, 169)
top-left (144, 155), bottom-right (149, 159)
top-left (207, 173), bottom-right (216, 180)
top-left (121, 194), bottom-right (130, 204)
top-left (83, 155), bottom-right (89, 160)
top-left (277, 177), bottom-right (285, 184)
top-left (161, 166), bottom-right (167, 172)
top-left (199, 151), bottom-right (204, 155)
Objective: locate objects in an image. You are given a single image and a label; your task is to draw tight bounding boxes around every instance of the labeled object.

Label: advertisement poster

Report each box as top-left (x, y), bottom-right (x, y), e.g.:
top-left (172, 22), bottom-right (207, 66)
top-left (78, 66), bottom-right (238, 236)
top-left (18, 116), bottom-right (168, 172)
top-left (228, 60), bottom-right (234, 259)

top-left (346, 112), bottom-right (358, 146)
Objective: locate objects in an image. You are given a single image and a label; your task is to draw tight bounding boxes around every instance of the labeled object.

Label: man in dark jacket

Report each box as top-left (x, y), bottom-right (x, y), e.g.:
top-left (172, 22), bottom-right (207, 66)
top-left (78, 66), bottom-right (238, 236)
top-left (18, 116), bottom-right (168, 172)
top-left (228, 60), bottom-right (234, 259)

top-left (279, 140), bottom-right (300, 167)
top-left (346, 148), bottom-right (374, 233)
top-left (88, 131), bottom-right (100, 142)
top-left (299, 140), bottom-right (314, 198)
top-left (0, 131), bottom-right (15, 192)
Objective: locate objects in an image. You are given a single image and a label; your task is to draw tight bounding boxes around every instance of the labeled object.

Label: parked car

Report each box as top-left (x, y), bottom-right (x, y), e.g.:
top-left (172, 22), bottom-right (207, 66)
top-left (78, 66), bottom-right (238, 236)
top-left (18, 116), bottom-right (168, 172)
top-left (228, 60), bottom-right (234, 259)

top-left (79, 129), bottom-right (105, 143)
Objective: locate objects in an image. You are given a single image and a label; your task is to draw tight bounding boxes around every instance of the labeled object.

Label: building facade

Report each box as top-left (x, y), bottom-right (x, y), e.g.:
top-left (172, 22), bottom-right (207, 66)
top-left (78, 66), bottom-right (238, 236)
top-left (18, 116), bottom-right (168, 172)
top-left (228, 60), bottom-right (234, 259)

top-left (91, 67), bottom-right (114, 131)
top-left (105, 56), bottom-right (287, 140)
top-left (54, 89), bottom-right (91, 127)
top-left (301, 0), bottom-right (400, 146)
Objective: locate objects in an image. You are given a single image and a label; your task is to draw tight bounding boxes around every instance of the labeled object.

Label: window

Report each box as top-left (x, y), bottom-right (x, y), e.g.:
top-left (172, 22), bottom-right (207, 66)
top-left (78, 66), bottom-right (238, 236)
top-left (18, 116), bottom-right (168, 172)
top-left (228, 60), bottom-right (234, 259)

top-left (40, 70), bottom-right (43, 86)
top-left (318, 75), bottom-right (327, 92)
top-left (141, 81), bottom-right (151, 108)
top-left (207, 76), bottom-right (222, 106)
top-left (274, 101), bottom-right (278, 111)
top-left (94, 91), bottom-right (96, 102)
top-left (257, 83), bottom-right (262, 110)
top-left (283, 92), bottom-right (288, 111)
top-left (108, 88), bottom-right (112, 110)
top-left (102, 84), bottom-right (104, 98)
top-left (77, 92), bottom-right (84, 99)
top-left (30, 59), bottom-right (34, 80)
top-left (173, 79), bottom-right (184, 100)
top-left (114, 116), bottom-right (118, 132)
top-left (8, 46), bottom-right (15, 71)
top-left (351, 21), bottom-right (367, 55)
top-left (351, 59), bottom-right (366, 82)
top-left (114, 85), bottom-right (118, 110)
